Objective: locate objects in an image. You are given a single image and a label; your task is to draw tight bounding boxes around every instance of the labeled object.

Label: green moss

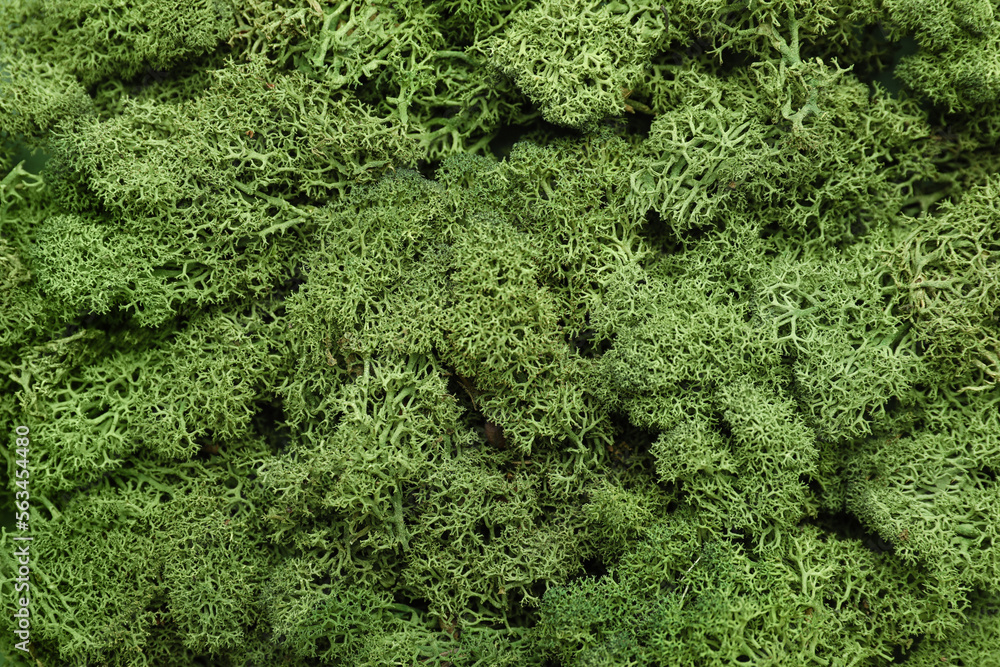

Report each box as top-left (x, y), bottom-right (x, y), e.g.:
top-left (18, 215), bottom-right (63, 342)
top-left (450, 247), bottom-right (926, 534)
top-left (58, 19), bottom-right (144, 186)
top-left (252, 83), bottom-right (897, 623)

top-left (3, 0), bottom-right (1000, 664)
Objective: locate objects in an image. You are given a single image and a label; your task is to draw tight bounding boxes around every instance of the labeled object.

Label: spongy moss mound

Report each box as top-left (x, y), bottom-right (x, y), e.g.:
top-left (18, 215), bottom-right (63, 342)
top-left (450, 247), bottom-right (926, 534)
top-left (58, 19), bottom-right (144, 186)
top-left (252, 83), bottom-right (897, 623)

top-left (3, 0), bottom-right (1000, 665)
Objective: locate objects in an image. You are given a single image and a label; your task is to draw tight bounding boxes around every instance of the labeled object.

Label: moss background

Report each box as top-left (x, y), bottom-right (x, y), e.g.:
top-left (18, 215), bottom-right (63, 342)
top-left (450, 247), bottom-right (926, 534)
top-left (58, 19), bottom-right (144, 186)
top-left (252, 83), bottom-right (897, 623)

top-left (2, 0), bottom-right (1000, 665)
